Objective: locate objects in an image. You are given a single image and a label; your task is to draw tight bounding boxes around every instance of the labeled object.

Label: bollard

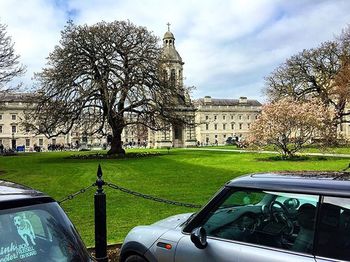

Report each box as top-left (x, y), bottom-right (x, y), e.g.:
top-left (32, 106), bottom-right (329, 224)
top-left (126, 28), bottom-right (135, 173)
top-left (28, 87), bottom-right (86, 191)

top-left (94, 164), bottom-right (108, 262)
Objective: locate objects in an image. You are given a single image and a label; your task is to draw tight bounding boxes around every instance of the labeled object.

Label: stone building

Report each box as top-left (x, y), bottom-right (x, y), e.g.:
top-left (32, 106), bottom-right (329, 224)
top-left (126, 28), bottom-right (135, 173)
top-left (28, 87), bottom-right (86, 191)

top-left (0, 92), bottom-right (68, 151)
top-left (194, 96), bottom-right (262, 145)
top-left (148, 25), bottom-right (196, 148)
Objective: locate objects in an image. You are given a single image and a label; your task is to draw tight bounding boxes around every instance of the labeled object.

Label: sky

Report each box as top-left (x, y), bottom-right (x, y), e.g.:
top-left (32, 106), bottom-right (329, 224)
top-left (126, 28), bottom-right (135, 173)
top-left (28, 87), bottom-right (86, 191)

top-left (1, 0), bottom-right (350, 101)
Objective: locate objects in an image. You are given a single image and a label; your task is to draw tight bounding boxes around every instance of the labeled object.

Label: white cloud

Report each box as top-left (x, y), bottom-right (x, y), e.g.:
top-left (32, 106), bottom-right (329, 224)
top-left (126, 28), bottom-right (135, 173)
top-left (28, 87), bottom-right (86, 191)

top-left (0, 0), bottom-right (349, 100)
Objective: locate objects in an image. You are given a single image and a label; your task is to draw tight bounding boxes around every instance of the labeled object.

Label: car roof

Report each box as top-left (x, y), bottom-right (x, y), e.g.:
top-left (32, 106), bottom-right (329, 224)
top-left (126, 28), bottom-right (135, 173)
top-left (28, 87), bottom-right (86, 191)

top-left (0, 180), bottom-right (53, 204)
top-left (228, 172), bottom-right (350, 197)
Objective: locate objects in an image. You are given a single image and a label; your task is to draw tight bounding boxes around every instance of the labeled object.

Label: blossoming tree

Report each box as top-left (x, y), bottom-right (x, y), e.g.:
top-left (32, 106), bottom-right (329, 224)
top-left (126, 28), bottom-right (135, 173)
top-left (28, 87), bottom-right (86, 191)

top-left (249, 98), bottom-right (334, 158)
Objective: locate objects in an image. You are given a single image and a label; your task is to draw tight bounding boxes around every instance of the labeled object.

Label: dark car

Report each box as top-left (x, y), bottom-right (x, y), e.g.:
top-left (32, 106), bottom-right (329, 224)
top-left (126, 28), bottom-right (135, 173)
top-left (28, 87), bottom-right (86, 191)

top-left (0, 179), bottom-right (93, 261)
top-left (120, 172), bottom-right (350, 262)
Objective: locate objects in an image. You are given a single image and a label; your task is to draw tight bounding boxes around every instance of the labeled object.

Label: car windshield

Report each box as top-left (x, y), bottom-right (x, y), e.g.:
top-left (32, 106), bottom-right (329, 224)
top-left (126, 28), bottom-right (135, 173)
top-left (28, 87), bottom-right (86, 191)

top-left (0, 202), bottom-right (91, 262)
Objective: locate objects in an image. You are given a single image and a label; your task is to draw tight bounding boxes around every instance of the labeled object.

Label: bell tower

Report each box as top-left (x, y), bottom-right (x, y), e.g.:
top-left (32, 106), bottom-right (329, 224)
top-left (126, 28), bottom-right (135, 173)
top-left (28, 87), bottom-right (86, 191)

top-left (162, 23), bottom-right (184, 90)
top-left (149, 24), bottom-right (196, 149)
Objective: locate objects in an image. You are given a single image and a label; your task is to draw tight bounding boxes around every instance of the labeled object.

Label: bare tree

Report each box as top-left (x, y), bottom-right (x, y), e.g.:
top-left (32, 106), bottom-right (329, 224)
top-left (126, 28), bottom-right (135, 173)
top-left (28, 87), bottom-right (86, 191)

top-left (0, 22), bottom-right (25, 90)
top-left (264, 27), bottom-right (350, 128)
top-left (26, 20), bottom-right (192, 155)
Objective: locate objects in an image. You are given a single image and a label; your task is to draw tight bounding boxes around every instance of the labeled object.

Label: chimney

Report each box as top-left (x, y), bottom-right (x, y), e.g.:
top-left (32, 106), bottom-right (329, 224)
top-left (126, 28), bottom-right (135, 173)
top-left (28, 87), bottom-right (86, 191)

top-left (204, 96), bottom-right (212, 104)
top-left (239, 97), bottom-right (247, 104)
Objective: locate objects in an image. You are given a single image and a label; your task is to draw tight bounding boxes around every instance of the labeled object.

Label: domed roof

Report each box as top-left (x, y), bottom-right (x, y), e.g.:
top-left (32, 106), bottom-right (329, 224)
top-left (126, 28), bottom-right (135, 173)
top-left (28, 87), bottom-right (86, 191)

top-left (163, 31), bottom-right (174, 39)
top-left (161, 23), bottom-right (183, 64)
top-left (162, 46), bottom-right (183, 62)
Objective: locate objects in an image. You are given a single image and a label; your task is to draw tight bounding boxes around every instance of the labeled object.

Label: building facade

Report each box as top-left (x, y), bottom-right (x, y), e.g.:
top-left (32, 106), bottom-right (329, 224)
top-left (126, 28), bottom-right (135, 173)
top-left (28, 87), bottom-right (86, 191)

top-left (194, 96), bottom-right (262, 145)
top-left (0, 93), bottom-right (69, 151)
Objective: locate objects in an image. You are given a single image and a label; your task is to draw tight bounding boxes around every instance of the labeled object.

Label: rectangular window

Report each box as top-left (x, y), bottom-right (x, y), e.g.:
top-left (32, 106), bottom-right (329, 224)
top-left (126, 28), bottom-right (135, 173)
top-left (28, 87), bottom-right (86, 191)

top-left (0, 126), bottom-right (2, 133)
top-left (214, 115), bottom-right (217, 121)
top-left (206, 124), bottom-right (209, 130)
top-left (0, 115), bottom-right (2, 120)
top-left (247, 123), bottom-right (251, 129)
top-left (247, 115), bottom-right (250, 120)
top-left (26, 139), bottom-right (30, 147)
top-left (239, 123), bottom-right (243, 129)
top-left (231, 123), bottom-right (234, 130)
top-left (214, 124), bottom-right (217, 130)
top-left (11, 114), bottom-right (16, 121)
top-left (239, 115), bottom-right (242, 120)
top-left (11, 125), bottom-right (16, 133)
top-left (223, 124), bottom-right (226, 130)
top-left (231, 115), bottom-right (234, 120)
top-left (205, 115), bottom-right (209, 120)
top-left (39, 138), bottom-right (43, 146)
top-left (223, 115), bottom-right (226, 120)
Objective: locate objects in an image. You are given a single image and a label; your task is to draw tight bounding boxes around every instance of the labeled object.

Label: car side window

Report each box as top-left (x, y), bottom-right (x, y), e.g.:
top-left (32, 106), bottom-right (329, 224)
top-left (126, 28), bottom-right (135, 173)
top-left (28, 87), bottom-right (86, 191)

top-left (316, 196), bottom-right (350, 261)
top-left (202, 189), bottom-right (319, 254)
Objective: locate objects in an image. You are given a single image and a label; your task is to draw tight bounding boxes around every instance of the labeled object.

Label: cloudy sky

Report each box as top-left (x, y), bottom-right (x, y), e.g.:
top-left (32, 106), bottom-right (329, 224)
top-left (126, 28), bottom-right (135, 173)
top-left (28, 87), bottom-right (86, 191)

top-left (1, 0), bottom-right (350, 101)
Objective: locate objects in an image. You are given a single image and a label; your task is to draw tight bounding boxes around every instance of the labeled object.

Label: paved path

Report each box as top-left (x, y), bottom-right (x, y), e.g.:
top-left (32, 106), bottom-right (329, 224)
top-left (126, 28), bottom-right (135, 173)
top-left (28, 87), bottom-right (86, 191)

top-left (186, 147), bottom-right (350, 158)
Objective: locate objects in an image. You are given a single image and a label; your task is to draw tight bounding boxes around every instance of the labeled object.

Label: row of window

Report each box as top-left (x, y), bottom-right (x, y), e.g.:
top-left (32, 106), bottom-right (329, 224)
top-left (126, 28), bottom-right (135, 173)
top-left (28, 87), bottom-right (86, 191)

top-left (0, 125), bottom-right (17, 133)
top-left (0, 138), bottom-right (47, 147)
top-left (0, 125), bottom-right (32, 134)
top-left (0, 114), bottom-right (18, 121)
top-left (205, 123), bottom-right (251, 130)
top-left (205, 114), bottom-right (258, 121)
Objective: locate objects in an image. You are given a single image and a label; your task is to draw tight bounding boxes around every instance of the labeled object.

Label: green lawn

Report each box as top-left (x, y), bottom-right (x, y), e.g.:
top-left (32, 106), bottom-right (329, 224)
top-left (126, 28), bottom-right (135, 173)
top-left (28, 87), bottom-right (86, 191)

top-left (0, 149), bottom-right (349, 246)
top-left (205, 144), bottom-right (350, 155)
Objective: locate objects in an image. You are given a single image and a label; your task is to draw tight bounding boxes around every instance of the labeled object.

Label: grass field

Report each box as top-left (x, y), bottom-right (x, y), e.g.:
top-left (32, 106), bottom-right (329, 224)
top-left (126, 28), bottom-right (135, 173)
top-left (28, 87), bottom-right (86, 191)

top-left (210, 144), bottom-right (350, 155)
top-left (0, 148), bottom-right (349, 246)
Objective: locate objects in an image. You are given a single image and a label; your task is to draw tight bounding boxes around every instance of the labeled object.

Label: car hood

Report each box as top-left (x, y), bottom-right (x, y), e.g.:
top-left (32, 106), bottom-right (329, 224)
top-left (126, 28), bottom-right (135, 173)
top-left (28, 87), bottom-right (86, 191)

top-left (152, 213), bottom-right (193, 229)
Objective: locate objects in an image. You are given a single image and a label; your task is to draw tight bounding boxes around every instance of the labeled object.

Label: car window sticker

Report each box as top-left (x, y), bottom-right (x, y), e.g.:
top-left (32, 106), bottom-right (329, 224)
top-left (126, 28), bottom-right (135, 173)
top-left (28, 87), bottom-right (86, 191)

top-left (13, 213), bottom-right (36, 246)
top-left (0, 213), bottom-right (39, 261)
top-left (13, 212), bottom-right (38, 260)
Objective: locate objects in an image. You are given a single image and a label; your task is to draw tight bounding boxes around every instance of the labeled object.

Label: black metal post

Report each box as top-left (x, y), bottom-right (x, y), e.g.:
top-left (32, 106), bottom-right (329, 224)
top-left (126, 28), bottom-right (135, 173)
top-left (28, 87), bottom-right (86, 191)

top-left (94, 164), bottom-right (108, 262)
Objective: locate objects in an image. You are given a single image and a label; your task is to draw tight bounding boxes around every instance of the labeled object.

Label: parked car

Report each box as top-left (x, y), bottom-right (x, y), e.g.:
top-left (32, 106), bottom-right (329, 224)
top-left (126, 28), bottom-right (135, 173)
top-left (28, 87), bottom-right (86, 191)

top-left (0, 179), bottom-right (93, 261)
top-left (120, 172), bottom-right (350, 262)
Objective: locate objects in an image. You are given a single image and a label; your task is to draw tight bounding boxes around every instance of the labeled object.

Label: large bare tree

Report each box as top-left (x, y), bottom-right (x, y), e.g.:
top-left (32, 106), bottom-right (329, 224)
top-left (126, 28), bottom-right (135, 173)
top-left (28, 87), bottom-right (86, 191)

top-left (0, 22), bottom-right (25, 90)
top-left (27, 20), bottom-right (191, 155)
top-left (264, 27), bottom-right (350, 128)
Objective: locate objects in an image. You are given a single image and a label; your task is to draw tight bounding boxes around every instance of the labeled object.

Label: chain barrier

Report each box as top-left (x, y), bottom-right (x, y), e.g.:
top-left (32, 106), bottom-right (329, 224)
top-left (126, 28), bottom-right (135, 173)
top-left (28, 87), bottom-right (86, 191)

top-left (58, 183), bottom-right (96, 204)
top-left (58, 181), bottom-right (202, 208)
top-left (106, 182), bottom-right (202, 208)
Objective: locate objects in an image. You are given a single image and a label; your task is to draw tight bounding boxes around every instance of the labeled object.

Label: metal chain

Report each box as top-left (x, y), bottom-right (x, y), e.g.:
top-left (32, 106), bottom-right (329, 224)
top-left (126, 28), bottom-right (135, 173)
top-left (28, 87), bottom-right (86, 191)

top-left (58, 183), bottom-right (96, 204)
top-left (106, 182), bottom-right (202, 208)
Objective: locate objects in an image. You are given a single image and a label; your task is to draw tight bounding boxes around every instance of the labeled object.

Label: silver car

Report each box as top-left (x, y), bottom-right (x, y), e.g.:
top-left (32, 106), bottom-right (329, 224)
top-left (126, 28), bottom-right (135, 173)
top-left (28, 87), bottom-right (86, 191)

top-left (120, 172), bottom-right (350, 262)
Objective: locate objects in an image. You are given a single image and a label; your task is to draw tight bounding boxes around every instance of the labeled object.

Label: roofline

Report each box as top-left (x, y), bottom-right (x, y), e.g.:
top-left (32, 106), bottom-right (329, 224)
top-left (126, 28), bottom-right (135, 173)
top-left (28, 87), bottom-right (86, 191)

top-left (227, 173), bottom-right (350, 197)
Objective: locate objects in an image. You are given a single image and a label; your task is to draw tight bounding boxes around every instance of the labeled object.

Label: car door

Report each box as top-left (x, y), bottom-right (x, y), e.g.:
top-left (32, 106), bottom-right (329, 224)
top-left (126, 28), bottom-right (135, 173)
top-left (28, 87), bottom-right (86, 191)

top-left (315, 196), bottom-right (350, 262)
top-left (176, 188), bottom-right (318, 262)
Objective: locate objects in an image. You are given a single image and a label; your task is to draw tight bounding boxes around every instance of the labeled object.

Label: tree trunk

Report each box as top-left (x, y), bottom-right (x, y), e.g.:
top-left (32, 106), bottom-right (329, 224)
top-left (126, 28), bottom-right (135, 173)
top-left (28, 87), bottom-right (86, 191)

top-left (107, 127), bottom-right (125, 156)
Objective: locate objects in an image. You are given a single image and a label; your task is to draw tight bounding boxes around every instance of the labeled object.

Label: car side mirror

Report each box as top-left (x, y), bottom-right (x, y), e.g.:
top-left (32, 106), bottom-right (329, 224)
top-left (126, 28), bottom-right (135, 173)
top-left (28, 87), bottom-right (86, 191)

top-left (190, 227), bottom-right (208, 249)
